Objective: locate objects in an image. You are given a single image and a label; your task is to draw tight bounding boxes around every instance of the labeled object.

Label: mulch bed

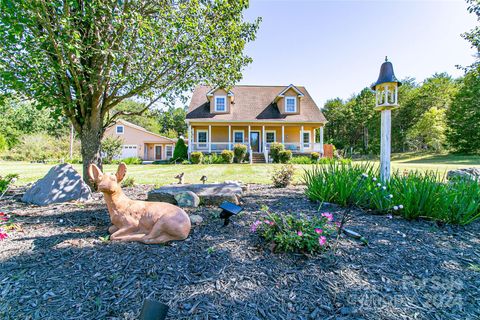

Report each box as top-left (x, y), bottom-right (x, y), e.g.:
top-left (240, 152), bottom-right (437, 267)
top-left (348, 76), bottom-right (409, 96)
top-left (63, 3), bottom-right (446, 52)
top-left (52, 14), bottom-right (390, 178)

top-left (1, 184), bottom-right (479, 320)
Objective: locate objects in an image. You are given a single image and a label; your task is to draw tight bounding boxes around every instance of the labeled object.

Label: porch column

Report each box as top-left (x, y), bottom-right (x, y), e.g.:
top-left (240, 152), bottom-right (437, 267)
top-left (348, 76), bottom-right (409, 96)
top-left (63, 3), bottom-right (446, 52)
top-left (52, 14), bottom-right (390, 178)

top-left (208, 125), bottom-right (212, 153)
top-left (248, 125), bottom-right (251, 145)
top-left (262, 125), bottom-right (266, 152)
top-left (228, 125), bottom-right (232, 150)
top-left (282, 125), bottom-right (285, 144)
top-left (300, 125), bottom-right (304, 152)
top-left (320, 126), bottom-right (324, 156)
top-left (187, 124), bottom-right (192, 153)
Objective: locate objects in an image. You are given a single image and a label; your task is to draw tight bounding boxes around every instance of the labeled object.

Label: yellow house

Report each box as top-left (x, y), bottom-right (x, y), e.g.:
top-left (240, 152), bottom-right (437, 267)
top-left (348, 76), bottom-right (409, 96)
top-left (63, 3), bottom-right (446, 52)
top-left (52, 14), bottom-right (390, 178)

top-left (104, 119), bottom-right (176, 162)
top-left (186, 84), bottom-right (327, 163)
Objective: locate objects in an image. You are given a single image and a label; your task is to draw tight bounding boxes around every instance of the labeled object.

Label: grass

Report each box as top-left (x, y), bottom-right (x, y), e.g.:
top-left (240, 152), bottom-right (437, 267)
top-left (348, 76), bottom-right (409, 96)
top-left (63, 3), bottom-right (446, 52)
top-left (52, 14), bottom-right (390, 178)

top-left (0, 153), bottom-right (479, 186)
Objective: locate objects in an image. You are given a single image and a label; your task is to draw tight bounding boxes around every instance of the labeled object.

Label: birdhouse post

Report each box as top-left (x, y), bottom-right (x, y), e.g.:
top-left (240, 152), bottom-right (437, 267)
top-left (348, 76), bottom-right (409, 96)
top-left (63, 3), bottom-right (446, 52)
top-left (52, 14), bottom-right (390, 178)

top-left (371, 57), bottom-right (401, 182)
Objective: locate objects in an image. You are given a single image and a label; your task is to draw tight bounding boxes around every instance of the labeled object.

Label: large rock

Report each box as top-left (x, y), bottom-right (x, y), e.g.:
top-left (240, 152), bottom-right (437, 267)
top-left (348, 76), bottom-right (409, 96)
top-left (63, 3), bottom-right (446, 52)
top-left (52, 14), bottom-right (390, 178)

top-left (174, 191), bottom-right (200, 208)
top-left (148, 183), bottom-right (242, 206)
top-left (447, 168), bottom-right (480, 182)
top-left (22, 164), bottom-right (92, 206)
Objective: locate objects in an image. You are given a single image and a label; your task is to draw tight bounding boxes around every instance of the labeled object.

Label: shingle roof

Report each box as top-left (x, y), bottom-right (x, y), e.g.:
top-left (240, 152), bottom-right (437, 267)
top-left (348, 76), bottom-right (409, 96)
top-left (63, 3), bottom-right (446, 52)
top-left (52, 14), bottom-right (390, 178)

top-left (186, 85), bottom-right (327, 123)
top-left (115, 119), bottom-right (177, 143)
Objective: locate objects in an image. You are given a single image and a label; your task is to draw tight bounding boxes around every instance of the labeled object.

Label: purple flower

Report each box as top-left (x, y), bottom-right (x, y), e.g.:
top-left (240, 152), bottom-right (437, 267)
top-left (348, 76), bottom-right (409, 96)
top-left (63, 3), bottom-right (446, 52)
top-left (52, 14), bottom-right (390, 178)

top-left (297, 231), bottom-right (303, 236)
top-left (319, 236), bottom-right (327, 246)
top-left (314, 228), bottom-right (323, 234)
top-left (250, 220), bottom-right (261, 232)
top-left (322, 212), bottom-right (334, 221)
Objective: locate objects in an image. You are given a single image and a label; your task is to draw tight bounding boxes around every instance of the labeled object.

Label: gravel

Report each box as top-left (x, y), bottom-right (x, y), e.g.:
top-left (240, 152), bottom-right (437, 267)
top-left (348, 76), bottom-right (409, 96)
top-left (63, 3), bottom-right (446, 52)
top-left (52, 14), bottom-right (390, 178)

top-left (1, 184), bottom-right (479, 319)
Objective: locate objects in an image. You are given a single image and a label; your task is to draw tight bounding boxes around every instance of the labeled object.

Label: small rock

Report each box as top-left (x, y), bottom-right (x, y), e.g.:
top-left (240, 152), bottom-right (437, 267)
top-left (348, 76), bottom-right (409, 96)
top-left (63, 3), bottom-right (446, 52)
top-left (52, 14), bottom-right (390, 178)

top-left (189, 215), bottom-right (203, 225)
top-left (447, 168), bottom-right (480, 182)
top-left (174, 191), bottom-right (200, 208)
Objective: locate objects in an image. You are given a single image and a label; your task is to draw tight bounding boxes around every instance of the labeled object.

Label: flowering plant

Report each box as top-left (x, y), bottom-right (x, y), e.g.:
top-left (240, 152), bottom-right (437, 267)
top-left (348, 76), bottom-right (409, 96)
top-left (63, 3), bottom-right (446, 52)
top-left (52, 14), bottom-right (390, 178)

top-left (251, 206), bottom-right (338, 254)
top-left (0, 211), bottom-right (20, 240)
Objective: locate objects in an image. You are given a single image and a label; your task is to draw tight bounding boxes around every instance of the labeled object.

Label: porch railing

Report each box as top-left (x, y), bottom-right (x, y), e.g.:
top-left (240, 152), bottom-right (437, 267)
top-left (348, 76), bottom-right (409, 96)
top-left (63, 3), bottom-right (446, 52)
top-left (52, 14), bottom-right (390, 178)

top-left (189, 142), bottom-right (324, 155)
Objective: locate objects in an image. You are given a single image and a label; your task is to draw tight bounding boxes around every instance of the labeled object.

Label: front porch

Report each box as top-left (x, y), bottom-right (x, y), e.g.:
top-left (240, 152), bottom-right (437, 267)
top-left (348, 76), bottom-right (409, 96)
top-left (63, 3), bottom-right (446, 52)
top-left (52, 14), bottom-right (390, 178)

top-left (186, 123), bottom-right (325, 159)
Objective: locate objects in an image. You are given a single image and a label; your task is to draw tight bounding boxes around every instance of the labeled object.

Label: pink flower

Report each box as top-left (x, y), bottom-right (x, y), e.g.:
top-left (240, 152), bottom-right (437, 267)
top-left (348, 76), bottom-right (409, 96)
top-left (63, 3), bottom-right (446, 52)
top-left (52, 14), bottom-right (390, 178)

top-left (314, 228), bottom-right (323, 234)
top-left (318, 236), bottom-right (327, 246)
top-left (322, 213), bottom-right (334, 221)
top-left (0, 216), bottom-right (8, 221)
top-left (297, 231), bottom-right (303, 236)
top-left (335, 222), bottom-right (341, 228)
top-left (0, 232), bottom-right (7, 240)
top-left (250, 220), bottom-right (261, 232)
top-left (263, 220), bottom-right (274, 225)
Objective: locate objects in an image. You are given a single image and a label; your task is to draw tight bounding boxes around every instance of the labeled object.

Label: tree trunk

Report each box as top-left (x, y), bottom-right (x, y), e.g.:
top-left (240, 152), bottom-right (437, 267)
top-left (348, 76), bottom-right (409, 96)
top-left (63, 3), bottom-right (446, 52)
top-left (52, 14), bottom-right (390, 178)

top-left (80, 121), bottom-right (104, 189)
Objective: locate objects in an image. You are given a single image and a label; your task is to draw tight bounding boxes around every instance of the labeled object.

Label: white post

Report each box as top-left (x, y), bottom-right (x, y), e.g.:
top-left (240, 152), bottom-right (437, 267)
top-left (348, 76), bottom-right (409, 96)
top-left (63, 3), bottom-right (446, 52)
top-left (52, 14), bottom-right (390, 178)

top-left (380, 110), bottom-right (391, 181)
top-left (282, 125), bottom-right (285, 144)
top-left (319, 126), bottom-right (324, 156)
top-left (208, 125), bottom-right (212, 153)
top-left (187, 124), bottom-right (192, 154)
top-left (248, 125), bottom-right (251, 145)
top-left (228, 125), bottom-right (231, 150)
top-left (262, 125), bottom-right (265, 152)
top-left (300, 125), bottom-right (304, 153)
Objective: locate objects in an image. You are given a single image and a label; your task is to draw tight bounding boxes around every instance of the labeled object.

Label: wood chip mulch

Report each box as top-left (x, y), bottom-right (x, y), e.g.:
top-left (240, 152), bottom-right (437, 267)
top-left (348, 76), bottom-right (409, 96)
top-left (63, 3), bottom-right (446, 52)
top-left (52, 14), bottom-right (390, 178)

top-left (0, 184), bottom-right (479, 320)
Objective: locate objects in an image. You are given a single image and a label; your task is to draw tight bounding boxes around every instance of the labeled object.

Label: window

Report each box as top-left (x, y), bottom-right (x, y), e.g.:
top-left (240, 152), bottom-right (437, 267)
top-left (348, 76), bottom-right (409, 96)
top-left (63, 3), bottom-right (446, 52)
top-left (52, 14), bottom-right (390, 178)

top-left (116, 125), bottom-right (124, 134)
top-left (233, 130), bottom-right (244, 143)
top-left (285, 97), bottom-right (297, 112)
top-left (303, 131), bottom-right (311, 148)
top-left (215, 96), bottom-right (226, 112)
top-left (266, 131), bottom-right (276, 143)
top-left (166, 145), bottom-right (173, 159)
top-left (197, 130), bottom-right (208, 149)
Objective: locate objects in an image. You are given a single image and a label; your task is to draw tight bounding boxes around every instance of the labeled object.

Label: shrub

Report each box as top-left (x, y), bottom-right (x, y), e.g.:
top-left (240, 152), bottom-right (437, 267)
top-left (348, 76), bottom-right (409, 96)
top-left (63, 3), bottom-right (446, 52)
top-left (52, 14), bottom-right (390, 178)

top-left (121, 176), bottom-right (136, 188)
top-left (311, 152), bottom-right (320, 162)
top-left (203, 153), bottom-right (225, 164)
top-left (272, 164), bottom-right (296, 188)
top-left (269, 142), bottom-right (285, 163)
top-left (101, 137), bottom-right (122, 163)
top-left (278, 150), bottom-right (292, 163)
top-left (173, 138), bottom-right (188, 161)
top-left (3, 134), bottom-right (81, 161)
top-left (190, 152), bottom-right (203, 164)
top-left (118, 157), bottom-right (142, 165)
top-left (221, 150), bottom-right (234, 163)
top-left (304, 163), bottom-right (480, 225)
top-left (251, 207), bottom-right (337, 254)
top-left (0, 134), bottom-right (7, 153)
top-left (233, 144), bottom-right (247, 163)
top-left (289, 156), bottom-right (313, 164)
top-left (181, 160), bottom-right (191, 165)
top-left (0, 174), bottom-right (18, 195)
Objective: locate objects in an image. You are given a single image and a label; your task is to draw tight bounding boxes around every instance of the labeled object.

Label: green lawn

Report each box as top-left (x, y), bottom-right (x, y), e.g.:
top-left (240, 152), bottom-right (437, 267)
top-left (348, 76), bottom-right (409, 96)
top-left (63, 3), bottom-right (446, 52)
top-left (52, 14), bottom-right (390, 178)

top-left (1, 153), bottom-right (479, 186)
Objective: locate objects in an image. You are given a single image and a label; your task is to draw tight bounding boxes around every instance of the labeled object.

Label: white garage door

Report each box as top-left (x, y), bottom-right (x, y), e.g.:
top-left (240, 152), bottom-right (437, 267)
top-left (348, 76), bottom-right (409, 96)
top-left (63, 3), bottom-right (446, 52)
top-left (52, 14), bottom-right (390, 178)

top-left (120, 145), bottom-right (138, 159)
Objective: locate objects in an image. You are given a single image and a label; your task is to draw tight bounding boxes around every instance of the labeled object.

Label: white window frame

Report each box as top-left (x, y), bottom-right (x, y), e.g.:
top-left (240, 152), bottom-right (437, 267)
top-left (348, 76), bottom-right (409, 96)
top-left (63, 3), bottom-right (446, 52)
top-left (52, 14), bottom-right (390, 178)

top-left (214, 95), bottom-right (227, 112)
top-left (285, 97), bottom-right (297, 113)
top-left (233, 130), bottom-right (245, 143)
top-left (303, 131), bottom-right (311, 148)
top-left (197, 130), bottom-right (208, 149)
top-left (265, 130), bottom-right (276, 144)
top-left (116, 125), bottom-right (124, 134)
top-left (165, 145), bottom-right (173, 159)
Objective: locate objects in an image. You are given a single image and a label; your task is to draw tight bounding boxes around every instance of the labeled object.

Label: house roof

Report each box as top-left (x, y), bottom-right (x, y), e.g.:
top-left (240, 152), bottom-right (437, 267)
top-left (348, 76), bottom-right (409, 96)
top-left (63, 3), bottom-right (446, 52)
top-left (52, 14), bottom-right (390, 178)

top-left (187, 85), bottom-right (327, 123)
top-left (114, 119), bottom-right (177, 143)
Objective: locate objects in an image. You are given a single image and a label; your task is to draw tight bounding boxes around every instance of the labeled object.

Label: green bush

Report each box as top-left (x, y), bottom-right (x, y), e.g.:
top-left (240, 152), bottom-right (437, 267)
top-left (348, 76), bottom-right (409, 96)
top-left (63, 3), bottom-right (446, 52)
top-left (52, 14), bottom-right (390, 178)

top-left (269, 142), bottom-right (285, 163)
top-left (181, 160), bottom-right (191, 165)
top-left (173, 138), bottom-right (188, 161)
top-left (311, 152), bottom-right (320, 161)
top-left (278, 150), bottom-right (292, 163)
top-left (289, 156), bottom-right (313, 164)
top-left (0, 134), bottom-right (8, 153)
top-left (121, 176), bottom-right (136, 188)
top-left (233, 144), bottom-right (247, 163)
top-left (0, 174), bottom-right (19, 194)
top-left (3, 134), bottom-right (81, 161)
top-left (251, 207), bottom-right (337, 254)
top-left (203, 153), bottom-right (225, 164)
top-left (190, 151), bottom-right (203, 164)
top-left (221, 150), bottom-right (234, 163)
top-left (316, 157), bottom-right (352, 165)
top-left (101, 137), bottom-right (122, 163)
top-left (304, 163), bottom-right (480, 225)
top-left (272, 164), bottom-right (296, 188)
top-left (117, 157), bottom-right (142, 165)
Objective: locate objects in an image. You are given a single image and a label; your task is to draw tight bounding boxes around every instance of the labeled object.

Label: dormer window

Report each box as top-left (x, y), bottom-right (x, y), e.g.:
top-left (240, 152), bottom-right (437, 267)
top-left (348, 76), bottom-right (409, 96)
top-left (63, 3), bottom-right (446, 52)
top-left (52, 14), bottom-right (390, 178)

top-left (116, 125), bottom-right (124, 134)
top-left (285, 97), bottom-right (297, 113)
top-left (214, 96), bottom-right (226, 112)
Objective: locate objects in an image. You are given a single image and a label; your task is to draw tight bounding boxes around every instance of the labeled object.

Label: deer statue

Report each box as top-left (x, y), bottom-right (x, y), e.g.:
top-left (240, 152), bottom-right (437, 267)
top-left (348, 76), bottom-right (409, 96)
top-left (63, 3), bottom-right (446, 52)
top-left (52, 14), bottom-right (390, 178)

top-left (88, 163), bottom-right (191, 244)
top-left (174, 172), bottom-right (185, 184)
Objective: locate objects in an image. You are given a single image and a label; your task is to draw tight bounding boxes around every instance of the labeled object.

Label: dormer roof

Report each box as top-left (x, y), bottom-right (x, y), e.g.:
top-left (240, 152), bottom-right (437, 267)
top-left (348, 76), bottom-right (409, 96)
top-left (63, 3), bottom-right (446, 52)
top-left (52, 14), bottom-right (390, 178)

top-left (206, 87), bottom-right (234, 97)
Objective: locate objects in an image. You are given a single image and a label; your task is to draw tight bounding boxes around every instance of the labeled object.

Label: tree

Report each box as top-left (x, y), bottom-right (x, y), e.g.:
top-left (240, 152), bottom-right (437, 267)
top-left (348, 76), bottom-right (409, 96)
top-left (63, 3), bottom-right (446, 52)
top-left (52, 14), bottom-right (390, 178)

top-left (101, 137), bottom-right (123, 163)
top-left (112, 100), bottom-right (161, 133)
top-left (406, 107), bottom-right (447, 152)
top-left (157, 106), bottom-right (188, 137)
top-left (0, 0), bottom-right (260, 185)
top-left (173, 138), bottom-right (188, 161)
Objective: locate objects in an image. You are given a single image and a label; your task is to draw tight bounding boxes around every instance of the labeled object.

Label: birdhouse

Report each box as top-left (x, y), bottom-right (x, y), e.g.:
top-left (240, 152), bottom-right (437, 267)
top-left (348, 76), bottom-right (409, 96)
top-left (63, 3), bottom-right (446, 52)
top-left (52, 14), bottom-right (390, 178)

top-left (371, 57), bottom-right (402, 111)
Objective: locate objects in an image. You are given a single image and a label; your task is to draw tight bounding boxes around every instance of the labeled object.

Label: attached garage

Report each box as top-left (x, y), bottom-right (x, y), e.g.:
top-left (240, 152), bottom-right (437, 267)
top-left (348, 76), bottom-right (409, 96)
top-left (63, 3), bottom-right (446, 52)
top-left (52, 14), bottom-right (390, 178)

top-left (120, 145), bottom-right (138, 159)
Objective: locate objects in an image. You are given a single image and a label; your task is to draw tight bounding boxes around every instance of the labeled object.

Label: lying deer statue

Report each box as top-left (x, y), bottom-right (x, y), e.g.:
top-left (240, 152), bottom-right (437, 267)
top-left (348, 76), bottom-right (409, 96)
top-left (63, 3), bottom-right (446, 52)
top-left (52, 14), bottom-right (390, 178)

top-left (88, 163), bottom-right (191, 244)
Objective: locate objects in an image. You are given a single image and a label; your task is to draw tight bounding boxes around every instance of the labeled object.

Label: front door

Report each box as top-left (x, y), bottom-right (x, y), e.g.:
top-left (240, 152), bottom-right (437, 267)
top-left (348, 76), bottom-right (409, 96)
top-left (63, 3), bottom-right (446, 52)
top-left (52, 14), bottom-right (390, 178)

top-left (250, 132), bottom-right (260, 152)
top-left (155, 145), bottom-right (162, 160)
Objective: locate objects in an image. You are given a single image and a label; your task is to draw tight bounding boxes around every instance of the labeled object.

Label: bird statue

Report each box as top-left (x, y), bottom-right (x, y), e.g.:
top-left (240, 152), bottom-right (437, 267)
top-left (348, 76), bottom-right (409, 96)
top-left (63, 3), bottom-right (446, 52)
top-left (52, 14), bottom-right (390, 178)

top-left (200, 175), bottom-right (208, 184)
top-left (174, 172), bottom-right (185, 184)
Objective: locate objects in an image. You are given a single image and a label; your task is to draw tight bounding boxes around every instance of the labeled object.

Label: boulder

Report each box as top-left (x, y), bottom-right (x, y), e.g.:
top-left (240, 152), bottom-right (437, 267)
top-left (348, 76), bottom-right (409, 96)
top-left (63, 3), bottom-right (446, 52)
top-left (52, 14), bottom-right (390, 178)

top-left (174, 191), bottom-right (200, 208)
top-left (148, 183), bottom-right (242, 206)
top-left (189, 214), bottom-right (204, 225)
top-left (22, 164), bottom-right (92, 206)
top-left (447, 168), bottom-right (480, 182)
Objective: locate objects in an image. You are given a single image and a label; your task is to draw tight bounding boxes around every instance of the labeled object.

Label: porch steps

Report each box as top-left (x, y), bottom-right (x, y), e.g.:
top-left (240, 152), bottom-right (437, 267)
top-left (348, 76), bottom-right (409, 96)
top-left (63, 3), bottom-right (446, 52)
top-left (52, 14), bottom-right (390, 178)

top-left (251, 153), bottom-right (266, 164)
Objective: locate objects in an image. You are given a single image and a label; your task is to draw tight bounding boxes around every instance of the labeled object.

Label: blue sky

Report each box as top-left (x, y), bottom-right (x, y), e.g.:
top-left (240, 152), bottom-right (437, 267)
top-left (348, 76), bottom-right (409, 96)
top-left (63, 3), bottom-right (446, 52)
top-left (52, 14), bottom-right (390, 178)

top-left (239, 0), bottom-right (478, 106)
